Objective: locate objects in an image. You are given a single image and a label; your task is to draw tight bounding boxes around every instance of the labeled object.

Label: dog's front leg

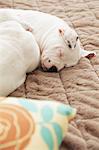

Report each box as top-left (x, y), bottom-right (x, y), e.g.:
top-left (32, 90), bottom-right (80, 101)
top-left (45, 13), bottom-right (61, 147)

top-left (19, 21), bottom-right (33, 32)
top-left (12, 16), bottom-right (33, 32)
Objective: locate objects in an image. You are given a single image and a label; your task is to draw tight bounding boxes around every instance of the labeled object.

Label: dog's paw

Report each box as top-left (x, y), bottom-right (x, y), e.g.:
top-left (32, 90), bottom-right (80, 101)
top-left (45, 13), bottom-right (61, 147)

top-left (85, 52), bottom-right (96, 59)
top-left (20, 21), bottom-right (33, 32)
top-left (26, 26), bottom-right (33, 32)
top-left (23, 23), bottom-right (33, 32)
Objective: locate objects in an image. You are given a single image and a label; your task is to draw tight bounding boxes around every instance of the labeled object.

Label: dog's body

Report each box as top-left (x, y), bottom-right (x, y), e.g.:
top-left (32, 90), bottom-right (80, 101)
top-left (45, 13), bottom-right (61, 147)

top-left (0, 9), bottom-right (96, 72)
top-left (0, 8), bottom-right (85, 71)
top-left (0, 21), bottom-right (40, 96)
top-left (0, 9), bottom-right (96, 96)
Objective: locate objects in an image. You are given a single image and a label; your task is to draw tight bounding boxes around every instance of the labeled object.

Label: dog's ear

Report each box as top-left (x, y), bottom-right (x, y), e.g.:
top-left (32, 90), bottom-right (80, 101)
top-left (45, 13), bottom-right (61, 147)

top-left (57, 49), bottom-right (64, 58)
top-left (80, 49), bottom-right (96, 59)
top-left (58, 28), bottom-right (65, 35)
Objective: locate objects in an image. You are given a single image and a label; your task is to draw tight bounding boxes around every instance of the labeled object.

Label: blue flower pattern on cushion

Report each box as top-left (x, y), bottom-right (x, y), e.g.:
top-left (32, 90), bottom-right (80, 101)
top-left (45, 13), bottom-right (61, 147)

top-left (19, 99), bottom-right (38, 112)
top-left (52, 122), bottom-right (63, 146)
top-left (18, 99), bottom-right (72, 150)
top-left (40, 105), bottom-right (63, 149)
top-left (57, 104), bottom-right (73, 116)
top-left (41, 126), bottom-right (54, 150)
top-left (41, 105), bottom-right (53, 122)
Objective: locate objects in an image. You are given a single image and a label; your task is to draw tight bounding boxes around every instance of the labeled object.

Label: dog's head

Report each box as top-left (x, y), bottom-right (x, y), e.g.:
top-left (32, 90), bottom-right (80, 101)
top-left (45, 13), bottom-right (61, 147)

top-left (41, 28), bottom-right (96, 72)
top-left (41, 47), bottom-right (65, 72)
top-left (59, 28), bottom-right (79, 50)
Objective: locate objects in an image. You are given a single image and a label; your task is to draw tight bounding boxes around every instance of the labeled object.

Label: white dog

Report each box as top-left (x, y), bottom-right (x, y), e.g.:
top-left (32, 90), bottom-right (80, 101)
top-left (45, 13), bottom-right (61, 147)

top-left (0, 21), bottom-right (40, 96)
top-left (0, 8), bottom-right (96, 72)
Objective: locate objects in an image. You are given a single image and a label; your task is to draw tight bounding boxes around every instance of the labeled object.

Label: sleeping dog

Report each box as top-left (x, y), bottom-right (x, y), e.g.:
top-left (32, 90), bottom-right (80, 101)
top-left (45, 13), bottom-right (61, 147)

top-left (0, 8), bottom-right (96, 72)
top-left (0, 21), bottom-right (40, 96)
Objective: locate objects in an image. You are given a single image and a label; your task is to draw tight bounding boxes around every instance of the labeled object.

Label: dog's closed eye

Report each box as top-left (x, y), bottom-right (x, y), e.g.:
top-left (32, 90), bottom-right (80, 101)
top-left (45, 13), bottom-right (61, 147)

top-left (68, 44), bottom-right (72, 48)
top-left (67, 40), bottom-right (70, 44)
top-left (48, 59), bottom-right (51, 63)
top-left (76, 36), bottom-right (78, 41)
top-left (67, 41), bottom-right (72, 49)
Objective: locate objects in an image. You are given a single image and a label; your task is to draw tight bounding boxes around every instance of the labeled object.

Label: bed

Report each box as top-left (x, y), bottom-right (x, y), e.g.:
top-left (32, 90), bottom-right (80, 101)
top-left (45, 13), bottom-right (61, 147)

top-left (1, 0), bottom-right (99, 149)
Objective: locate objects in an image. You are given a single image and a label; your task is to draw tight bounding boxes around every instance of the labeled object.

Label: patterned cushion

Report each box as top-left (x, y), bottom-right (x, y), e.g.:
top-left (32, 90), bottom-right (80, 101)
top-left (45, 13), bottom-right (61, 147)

top-left (0, 97), bottom-right (76, 150)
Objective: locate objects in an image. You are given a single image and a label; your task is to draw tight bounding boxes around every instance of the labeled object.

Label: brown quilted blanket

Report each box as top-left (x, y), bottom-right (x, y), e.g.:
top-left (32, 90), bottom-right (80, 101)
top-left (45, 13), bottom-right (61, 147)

top-left (1, 0), bottom-right (99, 150)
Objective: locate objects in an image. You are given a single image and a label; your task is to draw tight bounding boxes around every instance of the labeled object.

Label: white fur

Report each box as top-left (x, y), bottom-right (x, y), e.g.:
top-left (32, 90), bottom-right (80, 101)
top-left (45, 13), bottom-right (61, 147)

top-left (0, 9), bottom-right (96, 72)
top-left (0, 21), bottom-right (40, 96)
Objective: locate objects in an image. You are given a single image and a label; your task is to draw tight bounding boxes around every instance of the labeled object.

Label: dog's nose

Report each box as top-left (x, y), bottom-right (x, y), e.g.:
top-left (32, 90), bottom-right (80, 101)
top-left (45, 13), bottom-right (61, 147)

top-left (68, 44), bottom-right (72, 48)
top-left (48, 66), bottom-right (58, 72)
